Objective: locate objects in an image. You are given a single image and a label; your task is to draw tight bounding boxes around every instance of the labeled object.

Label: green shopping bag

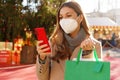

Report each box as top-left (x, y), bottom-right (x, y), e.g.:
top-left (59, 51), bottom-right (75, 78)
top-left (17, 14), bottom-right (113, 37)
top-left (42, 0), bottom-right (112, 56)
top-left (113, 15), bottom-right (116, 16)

top-left (64, 48), bottom-right (110, 80)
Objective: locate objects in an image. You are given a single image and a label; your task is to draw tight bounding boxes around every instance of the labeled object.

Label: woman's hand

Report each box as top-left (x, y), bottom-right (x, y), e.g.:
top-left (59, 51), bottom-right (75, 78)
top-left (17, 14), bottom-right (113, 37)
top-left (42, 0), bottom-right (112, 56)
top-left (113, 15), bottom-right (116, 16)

top-left (36, 40), bottom-right (51, 60)
top-left (80, 37), bottom-right (95, 50)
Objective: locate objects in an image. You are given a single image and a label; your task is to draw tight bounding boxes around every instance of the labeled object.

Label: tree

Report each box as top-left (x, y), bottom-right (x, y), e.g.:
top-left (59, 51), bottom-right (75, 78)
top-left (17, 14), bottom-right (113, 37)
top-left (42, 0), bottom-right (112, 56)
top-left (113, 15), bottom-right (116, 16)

top-left (0, 0), bottom-right (24, 41)
top-left (24, 0), bottom-right (66, 36)
top-left (0, 0), bottom-right (66, 42)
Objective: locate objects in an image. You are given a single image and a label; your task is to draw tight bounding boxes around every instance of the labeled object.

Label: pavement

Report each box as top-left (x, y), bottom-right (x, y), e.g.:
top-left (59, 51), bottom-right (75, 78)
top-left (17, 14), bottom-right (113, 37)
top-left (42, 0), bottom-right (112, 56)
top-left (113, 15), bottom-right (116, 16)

top-left (0, 48), bottom-right (120, 80)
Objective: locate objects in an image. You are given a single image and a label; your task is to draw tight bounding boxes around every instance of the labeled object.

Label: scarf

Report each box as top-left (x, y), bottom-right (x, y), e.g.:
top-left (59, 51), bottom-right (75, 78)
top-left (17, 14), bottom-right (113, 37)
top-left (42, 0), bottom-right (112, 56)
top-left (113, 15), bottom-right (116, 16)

top-left (64, 28), bottom-right (86, 52)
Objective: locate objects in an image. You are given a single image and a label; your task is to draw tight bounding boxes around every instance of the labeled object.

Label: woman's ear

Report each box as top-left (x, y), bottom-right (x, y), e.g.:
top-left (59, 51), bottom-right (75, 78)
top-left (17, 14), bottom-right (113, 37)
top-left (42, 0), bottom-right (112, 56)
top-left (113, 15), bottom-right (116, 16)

top-left (77, 14), bottom-right (83, 24)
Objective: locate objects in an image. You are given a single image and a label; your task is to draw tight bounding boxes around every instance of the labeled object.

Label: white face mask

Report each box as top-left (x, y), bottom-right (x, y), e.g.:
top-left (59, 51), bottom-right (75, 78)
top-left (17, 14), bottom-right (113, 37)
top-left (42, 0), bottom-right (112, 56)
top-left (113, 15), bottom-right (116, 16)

top-left (60, 18), bottom-right (78, 34)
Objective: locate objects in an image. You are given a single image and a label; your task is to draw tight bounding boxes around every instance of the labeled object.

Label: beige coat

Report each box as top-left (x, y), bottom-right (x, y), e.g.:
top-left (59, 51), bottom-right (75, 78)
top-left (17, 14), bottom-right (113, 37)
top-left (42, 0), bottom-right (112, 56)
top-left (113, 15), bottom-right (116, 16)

top-left (36, 40), bottom-right (102, 80)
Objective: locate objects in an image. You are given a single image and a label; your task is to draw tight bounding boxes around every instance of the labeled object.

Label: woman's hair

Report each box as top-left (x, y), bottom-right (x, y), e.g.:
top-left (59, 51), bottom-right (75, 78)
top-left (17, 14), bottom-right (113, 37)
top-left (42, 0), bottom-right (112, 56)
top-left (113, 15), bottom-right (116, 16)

top-left (50, 1), bottom-right (90, 61)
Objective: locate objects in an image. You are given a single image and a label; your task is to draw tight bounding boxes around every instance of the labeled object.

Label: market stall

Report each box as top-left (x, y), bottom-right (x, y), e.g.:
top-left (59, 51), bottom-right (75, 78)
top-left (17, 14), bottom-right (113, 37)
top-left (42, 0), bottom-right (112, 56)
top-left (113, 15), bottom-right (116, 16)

top-left (87, 17), bottom-right (120, 47)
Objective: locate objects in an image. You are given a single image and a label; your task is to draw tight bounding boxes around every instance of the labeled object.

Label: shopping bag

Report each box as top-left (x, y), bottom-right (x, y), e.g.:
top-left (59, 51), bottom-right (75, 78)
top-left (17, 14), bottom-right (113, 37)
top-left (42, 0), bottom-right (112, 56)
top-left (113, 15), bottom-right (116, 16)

top-left (64, 48), bottom-right (110, 80)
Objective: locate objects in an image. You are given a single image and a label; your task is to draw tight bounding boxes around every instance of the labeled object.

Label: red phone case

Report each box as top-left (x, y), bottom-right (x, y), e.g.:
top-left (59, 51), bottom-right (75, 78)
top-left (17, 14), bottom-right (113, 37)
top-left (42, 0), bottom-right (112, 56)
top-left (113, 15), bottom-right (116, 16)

top-left (35, 27), bottom-right (51, 53)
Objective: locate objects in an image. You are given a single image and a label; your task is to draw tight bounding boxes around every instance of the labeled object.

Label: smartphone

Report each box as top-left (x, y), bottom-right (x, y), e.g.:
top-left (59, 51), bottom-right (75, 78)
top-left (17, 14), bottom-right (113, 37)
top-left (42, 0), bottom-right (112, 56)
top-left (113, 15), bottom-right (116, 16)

top-left (34, 27), bottom-right (51, 53)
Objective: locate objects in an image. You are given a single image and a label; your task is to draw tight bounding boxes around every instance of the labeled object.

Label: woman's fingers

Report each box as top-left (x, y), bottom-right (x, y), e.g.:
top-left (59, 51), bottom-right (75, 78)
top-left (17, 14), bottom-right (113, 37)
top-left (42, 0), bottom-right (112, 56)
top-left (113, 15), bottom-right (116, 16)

top-left (80, 38), bottom-right (95, 50)
top-left (39, 47), bottom-right (51, 54)
top-left (36, 40), bottom-right (51, 55)
top-left (39, 44), bottom-right (48, 50)
top-left (36, 40), bottom-right (44, 47)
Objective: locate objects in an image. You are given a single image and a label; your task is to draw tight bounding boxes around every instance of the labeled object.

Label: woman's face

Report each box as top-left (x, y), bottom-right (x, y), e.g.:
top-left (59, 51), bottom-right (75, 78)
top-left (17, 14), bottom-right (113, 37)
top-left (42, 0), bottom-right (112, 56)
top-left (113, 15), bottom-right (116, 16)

top-left (59, 7), bottom-right (82, 37)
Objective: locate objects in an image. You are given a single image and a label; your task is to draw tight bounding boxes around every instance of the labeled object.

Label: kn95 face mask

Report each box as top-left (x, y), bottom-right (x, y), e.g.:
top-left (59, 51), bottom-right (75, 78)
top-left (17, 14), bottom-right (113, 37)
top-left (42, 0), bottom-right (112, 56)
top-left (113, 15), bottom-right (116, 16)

top-left (60, 18), bottom-right (78, 34)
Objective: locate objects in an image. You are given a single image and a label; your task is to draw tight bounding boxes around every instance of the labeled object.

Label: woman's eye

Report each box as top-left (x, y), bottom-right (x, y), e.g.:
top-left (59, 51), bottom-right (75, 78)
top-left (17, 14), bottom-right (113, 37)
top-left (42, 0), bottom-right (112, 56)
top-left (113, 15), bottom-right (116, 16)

top-left (67, 15), bottom-right (72, 17)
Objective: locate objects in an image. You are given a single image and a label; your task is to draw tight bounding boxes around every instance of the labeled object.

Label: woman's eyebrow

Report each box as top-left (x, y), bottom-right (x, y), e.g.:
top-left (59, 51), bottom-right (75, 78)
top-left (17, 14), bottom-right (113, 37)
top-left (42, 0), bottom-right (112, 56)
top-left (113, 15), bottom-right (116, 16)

top-left (60, 10), bottom-right (72, 15)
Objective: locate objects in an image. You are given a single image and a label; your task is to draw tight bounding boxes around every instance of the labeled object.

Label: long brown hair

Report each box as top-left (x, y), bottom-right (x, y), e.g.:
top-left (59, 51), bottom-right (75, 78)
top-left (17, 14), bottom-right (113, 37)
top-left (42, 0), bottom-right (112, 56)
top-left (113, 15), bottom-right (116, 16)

top-left (50, 1), bottom-right (90, 61)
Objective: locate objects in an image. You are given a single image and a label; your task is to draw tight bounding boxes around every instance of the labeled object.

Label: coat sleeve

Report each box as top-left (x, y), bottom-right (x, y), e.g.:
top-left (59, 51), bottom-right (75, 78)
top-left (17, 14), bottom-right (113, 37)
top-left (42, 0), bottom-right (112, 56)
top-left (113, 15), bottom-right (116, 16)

top-left (90, 36), bottom-right (102, 58)
top-left (36, 56), bottom-right (50, 80)
top-left (36, 39), bottom-right (53, 80)
top-left (94, 39), bottom-right (102, 58)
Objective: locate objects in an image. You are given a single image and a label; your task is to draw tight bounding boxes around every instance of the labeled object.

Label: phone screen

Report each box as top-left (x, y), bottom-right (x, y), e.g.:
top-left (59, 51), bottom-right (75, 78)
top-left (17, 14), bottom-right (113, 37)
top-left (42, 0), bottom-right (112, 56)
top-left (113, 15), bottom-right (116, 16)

top-left (34, 27), bottom-right (51, 53)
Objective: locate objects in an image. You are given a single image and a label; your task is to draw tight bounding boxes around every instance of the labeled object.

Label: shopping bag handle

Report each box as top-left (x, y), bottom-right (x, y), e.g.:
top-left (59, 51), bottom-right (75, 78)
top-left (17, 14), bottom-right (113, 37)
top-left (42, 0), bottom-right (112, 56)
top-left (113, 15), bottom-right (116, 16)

top-left (77, 48), bottom-right (104, 72)
top-left (77, 48), bottom-right (99, 63)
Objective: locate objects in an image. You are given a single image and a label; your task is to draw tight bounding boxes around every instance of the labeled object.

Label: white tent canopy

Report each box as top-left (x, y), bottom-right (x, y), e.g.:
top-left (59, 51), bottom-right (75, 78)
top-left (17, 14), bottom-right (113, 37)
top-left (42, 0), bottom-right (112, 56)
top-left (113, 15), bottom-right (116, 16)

top-left (87, 17), bottom-right (118, 26)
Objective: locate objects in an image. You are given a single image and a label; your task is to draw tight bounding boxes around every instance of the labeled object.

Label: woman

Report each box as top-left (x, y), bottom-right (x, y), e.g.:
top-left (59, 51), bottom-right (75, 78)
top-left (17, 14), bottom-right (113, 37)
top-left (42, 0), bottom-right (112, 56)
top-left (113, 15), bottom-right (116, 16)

top-left (36, 1), bottom-right (102, 80)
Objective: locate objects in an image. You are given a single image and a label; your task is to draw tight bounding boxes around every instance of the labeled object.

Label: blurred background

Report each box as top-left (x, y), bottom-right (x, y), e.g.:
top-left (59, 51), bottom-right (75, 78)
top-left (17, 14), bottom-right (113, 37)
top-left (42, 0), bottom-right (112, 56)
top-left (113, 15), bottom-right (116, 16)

top-left (0, 0), bottom-right (120, 66)
top-left (0, 0), bottom-right (120, 80)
